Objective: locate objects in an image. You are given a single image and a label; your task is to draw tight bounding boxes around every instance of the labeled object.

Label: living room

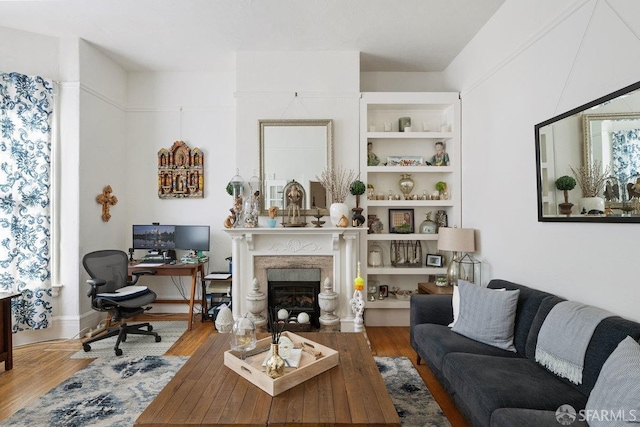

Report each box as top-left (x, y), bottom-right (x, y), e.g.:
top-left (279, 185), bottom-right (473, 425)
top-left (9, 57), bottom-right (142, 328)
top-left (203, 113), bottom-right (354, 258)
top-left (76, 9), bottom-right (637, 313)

top-left (2, 0), bottom-right (639, 347)
top-left (1, 0), bottom-right (640, 423)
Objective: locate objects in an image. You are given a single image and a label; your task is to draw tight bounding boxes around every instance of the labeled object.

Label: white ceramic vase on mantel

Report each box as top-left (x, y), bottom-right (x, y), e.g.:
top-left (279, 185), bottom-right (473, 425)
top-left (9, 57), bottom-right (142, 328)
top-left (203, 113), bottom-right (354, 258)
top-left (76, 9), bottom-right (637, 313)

top-left (579, 196), bottom-right (605, 214)
top-left (329, 202), bottom-right (349, 226)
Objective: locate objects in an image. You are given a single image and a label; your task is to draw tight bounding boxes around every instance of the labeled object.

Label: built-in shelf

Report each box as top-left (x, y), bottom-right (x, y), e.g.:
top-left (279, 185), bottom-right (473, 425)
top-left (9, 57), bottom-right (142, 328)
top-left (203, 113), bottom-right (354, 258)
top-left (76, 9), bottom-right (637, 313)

top-left (367, 200), bottom-right (454, 207)
top-left (365, 299), bottom-right (410, 309)
top-left (367, 267), bottom-right (446, 275)
top-left (360, 92), bottom-right (460, 324)
top-left (366, 166), bottom-right (453, 173)
top-left (366, 233), bottom-right (438, 241)
top-left (367, 131), bottom-right (453, 139)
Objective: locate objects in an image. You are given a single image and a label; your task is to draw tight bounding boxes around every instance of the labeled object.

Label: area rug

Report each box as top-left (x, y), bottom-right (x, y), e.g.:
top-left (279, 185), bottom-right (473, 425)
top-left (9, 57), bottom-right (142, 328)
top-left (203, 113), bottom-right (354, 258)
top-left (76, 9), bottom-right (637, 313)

top-left (0, 355), bottom-right (188, 427)
top-left (375, 356), bottom-right (451, 427)
top-left (71, 321), bottom-right (187, 359)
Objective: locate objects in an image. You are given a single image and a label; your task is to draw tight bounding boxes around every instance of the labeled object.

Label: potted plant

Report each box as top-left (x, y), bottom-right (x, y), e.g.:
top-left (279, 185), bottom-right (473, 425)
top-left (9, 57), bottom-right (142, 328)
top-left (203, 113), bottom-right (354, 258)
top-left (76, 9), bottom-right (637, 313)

top-left (316, 166), bottom-right (357, 226)
top-left (555, 175), bottom-right (576, 215)
top-left (350, 180), bottom-right (366, 210)
top-left (570, 160), bottom-right (609, 213)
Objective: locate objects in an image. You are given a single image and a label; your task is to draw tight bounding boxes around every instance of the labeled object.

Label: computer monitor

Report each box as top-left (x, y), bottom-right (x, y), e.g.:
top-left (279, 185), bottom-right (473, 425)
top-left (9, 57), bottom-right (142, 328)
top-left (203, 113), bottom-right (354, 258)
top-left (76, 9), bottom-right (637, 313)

top-left (132, 225), bottom-right (176, 250)
top-left (175, 225), bottom-right (210, 252)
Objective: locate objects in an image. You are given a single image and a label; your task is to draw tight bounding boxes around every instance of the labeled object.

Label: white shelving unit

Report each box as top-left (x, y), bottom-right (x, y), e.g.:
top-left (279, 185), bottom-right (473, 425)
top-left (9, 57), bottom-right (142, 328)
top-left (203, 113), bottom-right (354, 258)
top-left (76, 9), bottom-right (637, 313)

top-left (360, 92), bottom-right (461, 326)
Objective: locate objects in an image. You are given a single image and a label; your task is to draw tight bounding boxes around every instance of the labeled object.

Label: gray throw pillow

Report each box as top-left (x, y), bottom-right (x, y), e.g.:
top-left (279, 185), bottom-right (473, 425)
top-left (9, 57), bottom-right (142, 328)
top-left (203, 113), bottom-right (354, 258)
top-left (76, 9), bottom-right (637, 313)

top-left (451, 281), bottom-right (520, 352)
top-left (585, 336), bottom-right (640, 426)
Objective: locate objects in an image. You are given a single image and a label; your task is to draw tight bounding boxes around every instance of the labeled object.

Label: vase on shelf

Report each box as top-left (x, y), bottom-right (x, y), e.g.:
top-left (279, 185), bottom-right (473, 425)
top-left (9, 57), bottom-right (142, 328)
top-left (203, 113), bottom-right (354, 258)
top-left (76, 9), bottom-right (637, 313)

top-left (579, 196), bottom-right (604, 214)
top-left (399, 174), bottom-right (414, 199)
top-left (329, 202), bottom-right (350, 226)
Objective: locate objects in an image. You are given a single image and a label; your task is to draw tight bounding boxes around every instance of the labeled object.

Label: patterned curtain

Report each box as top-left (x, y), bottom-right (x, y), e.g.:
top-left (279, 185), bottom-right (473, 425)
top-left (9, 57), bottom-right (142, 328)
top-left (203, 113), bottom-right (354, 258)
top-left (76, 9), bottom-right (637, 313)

top-left (611, 129), bottom-right (640, 188)
top-left (0, 72), bottom-right (54, 331)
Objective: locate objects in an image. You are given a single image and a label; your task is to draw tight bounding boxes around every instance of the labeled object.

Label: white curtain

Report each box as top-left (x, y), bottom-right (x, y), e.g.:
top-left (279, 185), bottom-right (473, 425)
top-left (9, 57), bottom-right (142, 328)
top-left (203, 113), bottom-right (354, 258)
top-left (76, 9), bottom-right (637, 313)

top-left (0, 72), bottom-right (54, 331)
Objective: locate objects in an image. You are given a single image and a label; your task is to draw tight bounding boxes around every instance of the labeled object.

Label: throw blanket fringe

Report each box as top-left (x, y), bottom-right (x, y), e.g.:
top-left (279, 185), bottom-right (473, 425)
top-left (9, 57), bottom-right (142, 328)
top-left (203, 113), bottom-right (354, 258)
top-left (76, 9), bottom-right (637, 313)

top-left (535, 347), bottom-right (584, 384)
top-left (535, 301), bottom-right (612, 384)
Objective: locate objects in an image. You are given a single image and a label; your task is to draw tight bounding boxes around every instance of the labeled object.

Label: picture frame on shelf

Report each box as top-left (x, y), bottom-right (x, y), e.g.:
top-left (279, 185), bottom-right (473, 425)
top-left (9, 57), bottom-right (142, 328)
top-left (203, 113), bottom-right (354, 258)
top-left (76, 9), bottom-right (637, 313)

top-left (379, 285), bottom-right (388, 298)
top-left (426, 254), bottom-right (444, 267)
top-left (389, 208), bottom-right (414, 233)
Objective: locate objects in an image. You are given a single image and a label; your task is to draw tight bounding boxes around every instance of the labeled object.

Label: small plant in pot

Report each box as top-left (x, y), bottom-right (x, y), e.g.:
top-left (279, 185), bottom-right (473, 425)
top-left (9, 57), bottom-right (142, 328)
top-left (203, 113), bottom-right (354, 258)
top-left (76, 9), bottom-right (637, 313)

top-left (555, 175), bottom-right (577, 215)
top-left (350, 179), bottom-right (366, 227)
top-left (350, 180), bottom-right (366, 209)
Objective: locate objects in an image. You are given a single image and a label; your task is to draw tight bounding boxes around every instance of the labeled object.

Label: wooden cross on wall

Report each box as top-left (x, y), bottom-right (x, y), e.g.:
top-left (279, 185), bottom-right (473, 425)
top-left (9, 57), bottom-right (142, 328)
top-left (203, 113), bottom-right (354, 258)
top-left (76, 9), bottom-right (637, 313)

top-left (96, 185), bottom-right (118, 222)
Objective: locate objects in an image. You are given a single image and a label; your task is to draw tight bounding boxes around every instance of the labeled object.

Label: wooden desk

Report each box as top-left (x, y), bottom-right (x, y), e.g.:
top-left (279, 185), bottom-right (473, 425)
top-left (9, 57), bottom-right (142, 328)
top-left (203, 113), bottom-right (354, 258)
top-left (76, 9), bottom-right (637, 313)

top-left (128, 263), bottom-right (205, 331)
top-left (135, 332), bottom-right (400, 426)
top-left (418, 282), bottom-right (454, 295)
top-left (0, 292), bottom-right (20, 371)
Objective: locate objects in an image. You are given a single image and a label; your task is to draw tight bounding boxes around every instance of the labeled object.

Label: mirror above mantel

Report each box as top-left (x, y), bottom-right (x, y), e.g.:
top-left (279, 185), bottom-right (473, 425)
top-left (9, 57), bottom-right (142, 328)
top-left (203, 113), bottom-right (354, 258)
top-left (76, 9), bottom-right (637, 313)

top-left (535, 80), bottom-right (640, 222)
top-left (259, 119), bottom-right (333, 216)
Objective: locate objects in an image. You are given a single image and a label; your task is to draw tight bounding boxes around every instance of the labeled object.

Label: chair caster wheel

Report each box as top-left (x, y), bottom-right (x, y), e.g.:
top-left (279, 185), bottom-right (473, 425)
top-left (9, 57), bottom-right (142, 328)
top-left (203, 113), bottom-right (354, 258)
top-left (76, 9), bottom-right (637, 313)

top-left (115, 348), bottom-right (123, 356)
top-left (83, 344), bottom-right (91, 352)
top-left (148, 325), bottom-right (153, 332)
top-left (155, 336), bottom-right (161, 342)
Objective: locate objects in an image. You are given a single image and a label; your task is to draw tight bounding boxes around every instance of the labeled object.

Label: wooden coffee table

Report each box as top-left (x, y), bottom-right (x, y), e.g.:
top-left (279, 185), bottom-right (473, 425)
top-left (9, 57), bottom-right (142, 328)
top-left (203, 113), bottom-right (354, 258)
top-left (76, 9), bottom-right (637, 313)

top-left (135, 332), bottom-right (400, 426)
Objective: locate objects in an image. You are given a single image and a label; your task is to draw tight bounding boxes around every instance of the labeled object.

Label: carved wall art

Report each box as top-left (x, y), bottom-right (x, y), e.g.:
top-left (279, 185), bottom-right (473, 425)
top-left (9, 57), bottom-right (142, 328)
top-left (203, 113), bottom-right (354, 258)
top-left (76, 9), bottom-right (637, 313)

top-left (158, 141), bottom-right (204, 199)
top-left (96, 185), bottom-right (117, 222)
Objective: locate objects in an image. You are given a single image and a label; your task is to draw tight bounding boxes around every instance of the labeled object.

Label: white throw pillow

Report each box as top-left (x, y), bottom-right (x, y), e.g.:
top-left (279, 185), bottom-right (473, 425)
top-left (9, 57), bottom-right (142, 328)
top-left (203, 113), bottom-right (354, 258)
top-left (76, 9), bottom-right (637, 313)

top-left (451, 281), bottom-right (520, 352)
top-left (585, 336), bottom-right (640, 426)
top-left (448, 281), bottom-right (504, 328)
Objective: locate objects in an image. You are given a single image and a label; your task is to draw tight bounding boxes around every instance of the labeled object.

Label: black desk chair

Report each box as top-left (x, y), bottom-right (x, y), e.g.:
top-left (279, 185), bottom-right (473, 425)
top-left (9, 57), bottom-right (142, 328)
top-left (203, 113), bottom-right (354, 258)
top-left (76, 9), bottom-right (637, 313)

top-left (82, 250), bottom-right (161, 356)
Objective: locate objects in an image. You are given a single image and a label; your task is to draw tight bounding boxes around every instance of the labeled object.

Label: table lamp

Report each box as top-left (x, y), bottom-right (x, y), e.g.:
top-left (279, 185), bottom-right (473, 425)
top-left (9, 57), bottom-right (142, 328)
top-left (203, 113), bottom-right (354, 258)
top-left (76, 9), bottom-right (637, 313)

top-left (436, 227), bottom-right (479, 285)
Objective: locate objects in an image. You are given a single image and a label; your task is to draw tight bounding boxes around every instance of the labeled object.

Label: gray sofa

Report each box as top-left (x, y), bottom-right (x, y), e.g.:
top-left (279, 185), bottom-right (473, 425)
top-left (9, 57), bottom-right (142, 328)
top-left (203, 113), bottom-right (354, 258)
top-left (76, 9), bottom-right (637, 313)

top-left (410, 279), bottom-right (640, 427)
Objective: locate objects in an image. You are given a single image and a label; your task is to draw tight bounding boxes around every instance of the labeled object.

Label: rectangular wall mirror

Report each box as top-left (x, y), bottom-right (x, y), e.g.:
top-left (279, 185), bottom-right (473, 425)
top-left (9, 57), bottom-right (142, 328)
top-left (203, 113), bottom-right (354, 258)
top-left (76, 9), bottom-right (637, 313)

top-left (535, 80), bottom-right (640, 222)
top-left (259, 119), bottom-right (333, 215)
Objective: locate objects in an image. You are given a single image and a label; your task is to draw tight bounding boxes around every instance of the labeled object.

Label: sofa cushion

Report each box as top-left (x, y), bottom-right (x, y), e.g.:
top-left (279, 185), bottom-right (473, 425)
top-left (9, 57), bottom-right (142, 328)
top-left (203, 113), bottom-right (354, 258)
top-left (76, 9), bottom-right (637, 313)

top-left (490, 408), bottom-right (589, 427)
top-left (452, 281), bottom-right (520, 351)
top-left (585, 336), bottom-right (640, 426)
top-left (412, 323), bottom-right (521, 382)
top-left (487, 280), bottom-right (554, 356)
top-left (443, 353), bottom-right (588, 427)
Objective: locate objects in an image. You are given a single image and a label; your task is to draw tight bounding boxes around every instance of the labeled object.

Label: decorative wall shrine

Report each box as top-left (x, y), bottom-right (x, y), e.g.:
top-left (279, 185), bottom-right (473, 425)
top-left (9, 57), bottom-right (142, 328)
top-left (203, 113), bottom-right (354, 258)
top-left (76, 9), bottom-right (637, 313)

top-left (158, 141), bottom-right (204, 199)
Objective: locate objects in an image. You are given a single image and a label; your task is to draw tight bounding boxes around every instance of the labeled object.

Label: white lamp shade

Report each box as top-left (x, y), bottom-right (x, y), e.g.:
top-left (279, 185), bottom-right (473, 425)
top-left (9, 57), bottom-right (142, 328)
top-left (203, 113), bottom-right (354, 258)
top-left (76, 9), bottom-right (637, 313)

top-left (437, 227), bottom-right (475, 253)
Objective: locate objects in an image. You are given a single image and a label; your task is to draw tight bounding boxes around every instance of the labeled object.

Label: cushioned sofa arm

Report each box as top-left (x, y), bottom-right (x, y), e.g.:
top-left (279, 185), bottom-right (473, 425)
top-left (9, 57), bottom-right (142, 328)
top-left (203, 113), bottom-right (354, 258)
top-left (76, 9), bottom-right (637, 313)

top-left (410, 294), bottom-right (453, 327)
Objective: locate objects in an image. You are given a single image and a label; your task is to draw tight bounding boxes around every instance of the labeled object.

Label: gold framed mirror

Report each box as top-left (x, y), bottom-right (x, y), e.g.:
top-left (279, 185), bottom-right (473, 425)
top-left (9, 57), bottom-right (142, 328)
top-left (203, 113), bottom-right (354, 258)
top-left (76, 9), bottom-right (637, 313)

top-left (259, 119), bottom-right (333, 216)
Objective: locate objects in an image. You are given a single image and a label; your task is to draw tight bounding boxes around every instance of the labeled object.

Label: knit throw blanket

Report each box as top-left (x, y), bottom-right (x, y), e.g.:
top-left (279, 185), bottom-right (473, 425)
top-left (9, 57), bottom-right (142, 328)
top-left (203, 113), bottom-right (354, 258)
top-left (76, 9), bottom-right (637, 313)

top-left (535, 301), bottom-right (612, 384)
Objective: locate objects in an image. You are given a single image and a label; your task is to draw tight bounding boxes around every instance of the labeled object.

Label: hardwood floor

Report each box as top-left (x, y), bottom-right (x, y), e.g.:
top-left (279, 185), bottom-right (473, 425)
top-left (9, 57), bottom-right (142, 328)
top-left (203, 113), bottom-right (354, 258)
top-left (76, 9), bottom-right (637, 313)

top-left (0, 314), bottom-right (470, 426)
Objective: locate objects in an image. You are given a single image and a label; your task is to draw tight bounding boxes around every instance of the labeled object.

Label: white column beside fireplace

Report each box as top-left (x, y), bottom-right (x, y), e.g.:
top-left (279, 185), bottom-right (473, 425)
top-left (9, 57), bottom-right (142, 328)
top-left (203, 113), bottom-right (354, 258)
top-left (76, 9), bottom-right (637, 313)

top-left (223, 227), bottom-right (367, 332)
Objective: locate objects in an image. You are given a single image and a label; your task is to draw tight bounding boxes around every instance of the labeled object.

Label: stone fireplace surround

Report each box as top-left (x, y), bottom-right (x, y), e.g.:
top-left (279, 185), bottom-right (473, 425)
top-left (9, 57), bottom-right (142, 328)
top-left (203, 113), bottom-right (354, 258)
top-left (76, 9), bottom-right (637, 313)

top-left (223, 227), bottom-right (366, 332)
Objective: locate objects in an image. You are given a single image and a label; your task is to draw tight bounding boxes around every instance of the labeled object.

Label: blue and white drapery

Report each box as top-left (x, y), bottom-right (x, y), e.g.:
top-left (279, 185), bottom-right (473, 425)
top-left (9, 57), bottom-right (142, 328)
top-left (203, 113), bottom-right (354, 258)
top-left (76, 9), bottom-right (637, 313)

top-left (0, 72), bottom-right (54, 331)
top-left (611, 129), bottom-right (640, 193)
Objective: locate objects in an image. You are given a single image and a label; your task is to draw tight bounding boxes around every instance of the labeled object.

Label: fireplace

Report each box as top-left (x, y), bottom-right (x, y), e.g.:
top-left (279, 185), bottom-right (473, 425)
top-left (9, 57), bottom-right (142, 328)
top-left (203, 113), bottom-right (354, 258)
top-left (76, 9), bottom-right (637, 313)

top-left (267, 268), bottom-right (321, 328)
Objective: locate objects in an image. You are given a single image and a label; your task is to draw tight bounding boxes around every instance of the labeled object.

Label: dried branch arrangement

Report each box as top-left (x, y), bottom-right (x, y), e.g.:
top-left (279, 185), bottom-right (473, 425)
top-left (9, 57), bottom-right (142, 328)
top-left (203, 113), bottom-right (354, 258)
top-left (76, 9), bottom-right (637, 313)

top-left (316, 166), bottom-right (358, 204)
top-left (570, 160), bottom-right (610, 198)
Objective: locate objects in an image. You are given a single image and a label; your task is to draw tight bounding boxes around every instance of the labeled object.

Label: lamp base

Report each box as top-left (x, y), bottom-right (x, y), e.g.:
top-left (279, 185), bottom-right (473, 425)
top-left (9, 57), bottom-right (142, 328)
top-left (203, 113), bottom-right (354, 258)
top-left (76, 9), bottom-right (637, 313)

top-left (446, 254), bottom-right (459, 286)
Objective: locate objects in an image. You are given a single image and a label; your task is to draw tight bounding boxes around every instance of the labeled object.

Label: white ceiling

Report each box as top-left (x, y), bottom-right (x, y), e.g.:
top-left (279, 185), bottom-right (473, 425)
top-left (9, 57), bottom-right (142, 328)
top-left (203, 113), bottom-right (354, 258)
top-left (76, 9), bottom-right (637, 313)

top-left (0, 0), bottom-right (506, 72)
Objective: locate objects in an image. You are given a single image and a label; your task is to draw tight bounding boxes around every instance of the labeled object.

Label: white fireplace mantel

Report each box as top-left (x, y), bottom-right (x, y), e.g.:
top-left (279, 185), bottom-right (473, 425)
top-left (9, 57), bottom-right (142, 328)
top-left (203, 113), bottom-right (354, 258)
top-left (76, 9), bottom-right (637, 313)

top-left (223, 227), bottom-right (367, 331)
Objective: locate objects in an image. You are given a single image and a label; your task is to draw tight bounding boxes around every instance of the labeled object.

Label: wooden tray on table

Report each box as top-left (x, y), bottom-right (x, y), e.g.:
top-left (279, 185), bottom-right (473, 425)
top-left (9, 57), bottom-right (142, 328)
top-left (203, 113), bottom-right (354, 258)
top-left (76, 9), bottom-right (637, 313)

top-left (223, 331), bottom-right (339, 396)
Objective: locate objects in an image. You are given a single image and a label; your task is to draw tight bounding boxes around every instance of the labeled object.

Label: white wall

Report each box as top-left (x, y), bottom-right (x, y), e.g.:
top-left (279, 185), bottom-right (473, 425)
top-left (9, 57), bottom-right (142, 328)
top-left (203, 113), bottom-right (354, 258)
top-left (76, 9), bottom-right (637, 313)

top-left (361, 72), bottom-right (449, 92)
top-left (77, 40), bottom-right (129, 321)
top-left (446, 0), bottom-right (640, 322)
top-left (126, 70), bottom-right (236, 304)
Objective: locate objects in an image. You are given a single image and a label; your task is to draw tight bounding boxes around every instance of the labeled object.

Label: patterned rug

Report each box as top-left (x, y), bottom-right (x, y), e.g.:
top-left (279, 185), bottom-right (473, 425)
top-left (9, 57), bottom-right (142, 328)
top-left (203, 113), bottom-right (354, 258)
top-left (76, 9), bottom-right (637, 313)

top-left (0, 355), bottom-right (188, 427)
top-left (0, 353), bottom-right (448, 426)
top-left (375, 356), bottom-right (451, 427)
top-left (71, 321), bottom-right (187, 359)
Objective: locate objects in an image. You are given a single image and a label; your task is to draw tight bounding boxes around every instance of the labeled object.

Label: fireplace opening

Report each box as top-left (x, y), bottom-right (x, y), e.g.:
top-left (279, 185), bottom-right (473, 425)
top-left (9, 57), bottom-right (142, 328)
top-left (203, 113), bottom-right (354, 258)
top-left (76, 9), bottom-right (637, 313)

top-left (267, 268), bottom-right (321, 329)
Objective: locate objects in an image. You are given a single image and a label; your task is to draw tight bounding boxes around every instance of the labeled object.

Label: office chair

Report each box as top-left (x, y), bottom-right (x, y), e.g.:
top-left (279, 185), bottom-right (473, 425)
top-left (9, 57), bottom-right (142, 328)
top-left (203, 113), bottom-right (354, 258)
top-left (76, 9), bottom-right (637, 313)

top-left (82, 250), bottom-right (161, 356)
